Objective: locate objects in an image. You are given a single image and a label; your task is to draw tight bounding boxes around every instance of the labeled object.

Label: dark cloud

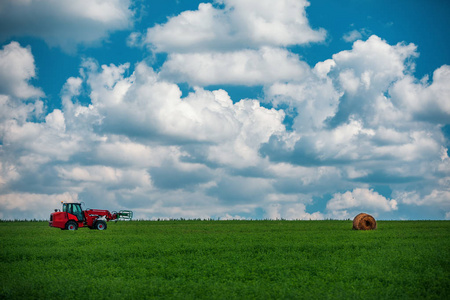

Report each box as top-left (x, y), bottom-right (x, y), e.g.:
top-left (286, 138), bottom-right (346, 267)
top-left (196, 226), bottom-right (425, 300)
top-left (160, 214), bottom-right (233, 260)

top-left (0, 0), bottom-right (133, 52)
top-left (149, 163), bottom-right (212, 190)
top-left (207, 176), bottom-right (272, 204)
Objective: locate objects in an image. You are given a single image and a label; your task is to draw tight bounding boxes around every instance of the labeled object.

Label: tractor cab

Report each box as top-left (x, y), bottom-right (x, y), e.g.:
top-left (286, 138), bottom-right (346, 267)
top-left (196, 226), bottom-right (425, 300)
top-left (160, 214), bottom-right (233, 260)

top-left (62, 202), bottom-right (84, 222)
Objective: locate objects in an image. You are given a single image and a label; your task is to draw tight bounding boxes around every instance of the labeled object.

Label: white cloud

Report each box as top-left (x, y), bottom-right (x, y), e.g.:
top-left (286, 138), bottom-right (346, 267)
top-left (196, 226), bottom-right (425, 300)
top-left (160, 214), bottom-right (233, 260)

top-left (343, 29), bottom-right (362, 42)
top-left (144, 3), bottom-right (227, 53)
top-left (0, 95), bottom-right (44, 125)
top-left (372, 130), bottom-right (441, 162)
top-left (395, 189), bottom-right (450, 207)
top-left (219, 214), bottom-right (247, 220)
top-left (0, 161), bottom-right (20, 188)
top-left (265, 202), bottom-right (323, 220)
top-left (263, 118), bottom-right (377, 165)
top-left (133, 0), bottom-right (325, 89)
top-left (143, 0), bottom-right (327, 89)
top-left (2, 108), bottom-right (82, 163)
top-left (338, 69), bottom-right (361, 94)
top-left (265, 35), bottom-right (420, 134)
top-left (56, 165), bottom-right (151, 189)
top-left (80, 60), bottom-right (285, 168)
top-left (262, 35), bottom-right (440, 169)
top-left (0, 0), bottom-right (133, 52)
top-left (206, 99), bottom-right (285, 167)
top-left (0, 52), bottom-right (290, 223)
top-left (331, 35), bottom-right (418, 94)
top-left (390, 65), bottom-right (450, 123)
top-left (266, 72), bottom-right (340, 131)
top-left (160, 47), bottom-right (310, 86)
top-left (94, 140), bottom-right (167, 168)
top-left (45, 109), bottom-right (66, 132)
top-left (142, 0), bottom-right (325, 53)
top-left (326, 188), bottom-right (398, 218)
top-left (0, 192), bottom-right (78, 220)
top-left (314, 59), bottom-right (336, 78)
top-left (0, 42), bottom-right (43, 99)
top-left (62, 77), bottom-right (83, 99)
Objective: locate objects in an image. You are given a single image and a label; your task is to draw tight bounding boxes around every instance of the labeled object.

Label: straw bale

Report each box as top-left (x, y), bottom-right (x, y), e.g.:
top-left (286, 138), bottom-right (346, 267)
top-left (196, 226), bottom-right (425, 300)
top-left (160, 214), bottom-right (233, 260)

top-left (352, 213), bottom-right (377, 230)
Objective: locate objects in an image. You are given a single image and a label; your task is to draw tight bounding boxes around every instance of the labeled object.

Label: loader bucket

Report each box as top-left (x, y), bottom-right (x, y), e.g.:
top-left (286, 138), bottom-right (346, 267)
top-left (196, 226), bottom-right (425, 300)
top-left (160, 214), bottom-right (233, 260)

top-left (117, 210), bottom-right (133, 220)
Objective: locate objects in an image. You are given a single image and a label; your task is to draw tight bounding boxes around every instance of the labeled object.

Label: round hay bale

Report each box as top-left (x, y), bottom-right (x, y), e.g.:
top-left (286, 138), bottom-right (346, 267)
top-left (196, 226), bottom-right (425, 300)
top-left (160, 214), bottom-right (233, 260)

top-left (352, 213), bottom-right (377, 230)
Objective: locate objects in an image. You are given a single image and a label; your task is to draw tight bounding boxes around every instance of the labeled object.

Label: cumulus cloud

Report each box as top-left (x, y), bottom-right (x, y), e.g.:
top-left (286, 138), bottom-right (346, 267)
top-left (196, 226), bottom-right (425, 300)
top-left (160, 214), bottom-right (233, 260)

top-left (160, 47), bottom-right (310, 86)
top-left (0, 0), bottom-right (134, 51)
top-left (265, 71), bottom-right (340, 131)
top-left (0, 94), bottom-right (43, 126)
top-left (329, 36), bottom-right (418, 121)
top-left (395, 188), bottom-right (450, 207)
top-left (261, 118), bottom-right (377, 166)
top-left (3, 108), bottom-right (81, 163)
top-left (326, 188), bottom-right (398, 218)
top-left (390, 65), bottom-right (450, 123)
top-left (262, 35), bottom-right (421, 137)
top-left (260, 35), bottom-right (449, 220)
top-left (0, 45), bottom-right (290, 219)
top-left (139, 0), bottom-right (324, 87)
top-left (56, 165), bottom-right (152, 191)
top-left (141, 0), bottom-right (325, 53)
top-left (262, 36), bottom-right (433, 165)
top-left (0, 42), bottom-right (43, 99)
top-left (81, 60), bottom-right (285, 164)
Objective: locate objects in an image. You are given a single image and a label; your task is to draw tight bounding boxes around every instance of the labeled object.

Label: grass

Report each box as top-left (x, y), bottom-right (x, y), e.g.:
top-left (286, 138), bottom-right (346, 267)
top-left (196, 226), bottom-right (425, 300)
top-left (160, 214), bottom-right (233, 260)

top-left (0, 220), bottom-right (449, 299)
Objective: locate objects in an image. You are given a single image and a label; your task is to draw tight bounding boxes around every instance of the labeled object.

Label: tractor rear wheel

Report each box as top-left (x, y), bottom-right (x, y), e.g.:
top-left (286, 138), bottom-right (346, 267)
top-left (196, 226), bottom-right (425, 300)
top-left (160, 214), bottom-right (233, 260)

top-left (65, 221), bottom-right (78, 230)
top-left (94, 220), bottom-right (107, 230)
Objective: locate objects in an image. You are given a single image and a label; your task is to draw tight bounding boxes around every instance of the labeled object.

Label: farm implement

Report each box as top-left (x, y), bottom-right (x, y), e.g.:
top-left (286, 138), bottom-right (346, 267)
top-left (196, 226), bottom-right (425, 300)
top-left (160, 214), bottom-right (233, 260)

top-left (49, 202), bottom-right (133, 230)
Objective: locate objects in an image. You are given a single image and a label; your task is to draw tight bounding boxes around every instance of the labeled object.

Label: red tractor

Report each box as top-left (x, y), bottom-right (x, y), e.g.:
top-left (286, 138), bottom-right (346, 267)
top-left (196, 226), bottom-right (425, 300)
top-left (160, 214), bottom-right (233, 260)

top-left (49, 202), bottom-right (133, 230)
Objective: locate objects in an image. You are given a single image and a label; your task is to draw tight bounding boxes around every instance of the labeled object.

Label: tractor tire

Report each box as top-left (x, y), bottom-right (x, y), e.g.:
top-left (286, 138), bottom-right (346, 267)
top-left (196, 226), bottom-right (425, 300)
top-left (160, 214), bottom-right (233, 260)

top-left (65, 221), bottom-right (78, 231)
top-left (94, 220), bottom-right (107, 230)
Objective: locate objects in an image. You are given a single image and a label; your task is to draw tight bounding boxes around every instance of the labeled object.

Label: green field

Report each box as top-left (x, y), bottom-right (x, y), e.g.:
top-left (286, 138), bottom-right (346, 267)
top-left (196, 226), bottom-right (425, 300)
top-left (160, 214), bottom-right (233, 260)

top-left (1, 220), bottom-right (449, 299)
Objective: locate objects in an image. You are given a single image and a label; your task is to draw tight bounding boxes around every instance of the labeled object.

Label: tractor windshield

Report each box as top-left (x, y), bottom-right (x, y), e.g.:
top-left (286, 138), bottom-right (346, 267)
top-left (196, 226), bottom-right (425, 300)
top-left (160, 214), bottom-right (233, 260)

top-left (72, 204), bottom-right (83, 221)
top-left (62, 203), bottom-right (84, 222)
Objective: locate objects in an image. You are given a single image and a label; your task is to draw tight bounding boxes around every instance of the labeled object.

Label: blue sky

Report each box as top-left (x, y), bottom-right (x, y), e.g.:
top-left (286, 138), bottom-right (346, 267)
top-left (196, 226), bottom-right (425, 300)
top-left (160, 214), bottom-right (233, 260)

top-left (0, 0), bottom-right (449, 220)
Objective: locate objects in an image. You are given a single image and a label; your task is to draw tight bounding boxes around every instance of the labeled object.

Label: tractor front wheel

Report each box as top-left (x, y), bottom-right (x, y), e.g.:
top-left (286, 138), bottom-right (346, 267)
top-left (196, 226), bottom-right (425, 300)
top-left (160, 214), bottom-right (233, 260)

top-left (94, 220), bottom-right (107, 230)
top-left (65, 221), bottom-right (78, 230)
